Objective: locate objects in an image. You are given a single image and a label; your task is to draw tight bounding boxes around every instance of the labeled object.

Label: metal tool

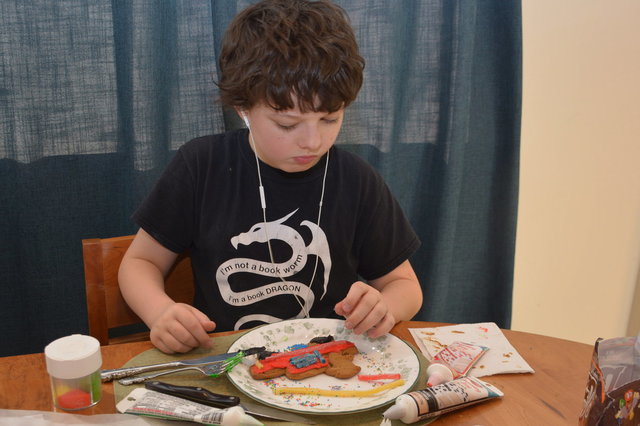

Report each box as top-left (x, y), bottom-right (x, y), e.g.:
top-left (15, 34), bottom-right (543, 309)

top-left (119, 353), bottom-right (244, 385)
top-left (145, 381), bottom-right (316, 424)
top-left (101, 346), bottom-right (265, 382)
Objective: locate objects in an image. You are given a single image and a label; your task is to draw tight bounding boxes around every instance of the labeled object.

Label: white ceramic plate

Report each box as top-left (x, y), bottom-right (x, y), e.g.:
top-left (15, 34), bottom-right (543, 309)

top-left (227, 318), bottom-right (420, 415)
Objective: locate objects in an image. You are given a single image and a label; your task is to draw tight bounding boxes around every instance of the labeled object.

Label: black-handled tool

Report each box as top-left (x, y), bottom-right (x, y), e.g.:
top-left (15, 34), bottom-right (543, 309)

top-left (144, 380), bottom-right (316, 424)
top-left (145, 381), bottom-right (240, 407)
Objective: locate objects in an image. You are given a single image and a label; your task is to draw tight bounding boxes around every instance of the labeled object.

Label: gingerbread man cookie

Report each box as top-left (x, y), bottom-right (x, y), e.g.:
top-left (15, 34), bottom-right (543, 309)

top-left (249, 337), bottom-right (361, 381)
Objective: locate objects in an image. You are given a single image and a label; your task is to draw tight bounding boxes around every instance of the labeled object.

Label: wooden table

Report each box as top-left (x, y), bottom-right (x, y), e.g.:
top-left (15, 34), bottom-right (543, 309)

top-left (0, 321), bottom-right (593, 425)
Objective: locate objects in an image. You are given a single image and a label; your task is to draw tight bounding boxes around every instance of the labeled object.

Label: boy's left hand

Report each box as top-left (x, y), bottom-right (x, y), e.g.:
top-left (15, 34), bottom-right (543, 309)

top-left (334, 281), bottom-right (396, 339)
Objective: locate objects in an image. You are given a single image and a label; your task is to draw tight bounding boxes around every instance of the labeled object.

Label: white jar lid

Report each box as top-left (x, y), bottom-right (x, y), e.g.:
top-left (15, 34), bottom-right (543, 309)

top-left (45, 334), bottom-right (102, 379)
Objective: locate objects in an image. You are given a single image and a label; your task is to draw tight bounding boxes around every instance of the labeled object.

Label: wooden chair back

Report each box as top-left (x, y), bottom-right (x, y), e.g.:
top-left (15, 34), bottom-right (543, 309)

top-left (82, 235), bottom-right (194, 346)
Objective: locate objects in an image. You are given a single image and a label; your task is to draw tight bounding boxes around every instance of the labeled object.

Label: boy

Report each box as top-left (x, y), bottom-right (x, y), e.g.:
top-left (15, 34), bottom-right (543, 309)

top-left (119, 0), bottom-right (423, 354)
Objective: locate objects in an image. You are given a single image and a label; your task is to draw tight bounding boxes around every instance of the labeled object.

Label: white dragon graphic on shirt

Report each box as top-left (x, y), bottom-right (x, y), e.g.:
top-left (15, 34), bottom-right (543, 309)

top-left (215, 209), bottom-right (331, 330)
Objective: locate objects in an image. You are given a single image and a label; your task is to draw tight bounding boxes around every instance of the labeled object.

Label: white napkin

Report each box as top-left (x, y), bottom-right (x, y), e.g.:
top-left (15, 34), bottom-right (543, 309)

top-left (409, 322), bottom-right (534, 377)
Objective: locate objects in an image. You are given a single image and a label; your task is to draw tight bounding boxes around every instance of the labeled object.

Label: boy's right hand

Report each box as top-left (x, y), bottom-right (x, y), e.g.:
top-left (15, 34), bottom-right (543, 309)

top-left (149, 303), bottom-right (216, 354)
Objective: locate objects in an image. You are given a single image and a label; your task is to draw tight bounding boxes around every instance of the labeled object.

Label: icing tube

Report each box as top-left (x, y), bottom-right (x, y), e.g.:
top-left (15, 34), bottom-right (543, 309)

top-left (426, 341), bottom-right (489, 386)
top-left (382, 376), bottom-right (503, 424)
top-left (116, 388), bottom-right (263, 426)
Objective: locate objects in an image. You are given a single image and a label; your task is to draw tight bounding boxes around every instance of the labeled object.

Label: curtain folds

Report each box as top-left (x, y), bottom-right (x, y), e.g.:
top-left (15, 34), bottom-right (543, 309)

top-left (0, 1), bottom-right (521, 356)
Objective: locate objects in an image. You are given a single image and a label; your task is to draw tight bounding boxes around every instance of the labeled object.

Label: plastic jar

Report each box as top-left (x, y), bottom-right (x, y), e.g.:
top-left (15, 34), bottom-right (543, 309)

top-left (44, 334), bottom-right (102, 410)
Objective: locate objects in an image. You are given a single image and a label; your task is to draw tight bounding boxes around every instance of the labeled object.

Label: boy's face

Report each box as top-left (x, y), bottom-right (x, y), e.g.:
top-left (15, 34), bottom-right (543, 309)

top-left (242, 101), bottom-right (344, 173)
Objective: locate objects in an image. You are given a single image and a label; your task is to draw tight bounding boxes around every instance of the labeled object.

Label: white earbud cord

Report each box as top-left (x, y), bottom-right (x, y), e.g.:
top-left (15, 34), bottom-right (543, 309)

top-left (247, 127), bottom-right (329, 319)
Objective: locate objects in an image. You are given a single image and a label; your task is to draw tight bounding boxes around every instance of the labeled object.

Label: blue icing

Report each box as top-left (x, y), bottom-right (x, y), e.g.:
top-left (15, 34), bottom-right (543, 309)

top-left (287, 343), bottom-right (308, 351)
top-left (290, 350), bottom-right (325, 368)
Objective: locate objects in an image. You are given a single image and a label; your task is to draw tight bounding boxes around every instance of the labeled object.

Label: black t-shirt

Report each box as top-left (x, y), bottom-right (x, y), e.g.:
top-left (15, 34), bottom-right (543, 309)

top-left (133, 129), bottom-right (420, 331)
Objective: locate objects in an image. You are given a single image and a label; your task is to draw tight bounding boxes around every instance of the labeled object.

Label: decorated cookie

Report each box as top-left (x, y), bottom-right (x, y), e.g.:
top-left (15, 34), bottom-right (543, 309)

top-left (249, 338), bottom-right (361, 381)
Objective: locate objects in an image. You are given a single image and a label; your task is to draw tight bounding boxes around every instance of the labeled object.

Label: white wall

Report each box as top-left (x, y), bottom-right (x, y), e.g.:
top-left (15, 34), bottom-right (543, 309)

top-left (512, 0), bottom-right (640, 344)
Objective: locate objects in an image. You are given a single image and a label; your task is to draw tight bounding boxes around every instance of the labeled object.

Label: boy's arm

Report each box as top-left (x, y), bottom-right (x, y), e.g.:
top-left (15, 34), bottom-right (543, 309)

top-left (334, 260), bottom-right (423, 339)
top-left (118, 228), bottom-right (215, 353)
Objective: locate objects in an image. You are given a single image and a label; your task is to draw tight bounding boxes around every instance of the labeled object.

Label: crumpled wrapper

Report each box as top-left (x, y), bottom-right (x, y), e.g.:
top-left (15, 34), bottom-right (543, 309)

top-left (409, 322), bottom-right (534, 377)
top-left (579, 335), bottom-right (640, 425)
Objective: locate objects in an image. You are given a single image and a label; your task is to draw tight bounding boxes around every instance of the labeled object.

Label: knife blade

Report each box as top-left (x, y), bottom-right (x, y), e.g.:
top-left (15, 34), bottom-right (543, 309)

top-left (145, 381), bottom-right (316, 424)
top-left (101, 346), bottom-right (265, 382)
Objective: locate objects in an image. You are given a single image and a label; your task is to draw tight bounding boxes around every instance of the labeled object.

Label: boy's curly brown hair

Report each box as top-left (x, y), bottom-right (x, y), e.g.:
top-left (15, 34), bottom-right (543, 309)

top-left (218, 0), bottom-right (364, 113)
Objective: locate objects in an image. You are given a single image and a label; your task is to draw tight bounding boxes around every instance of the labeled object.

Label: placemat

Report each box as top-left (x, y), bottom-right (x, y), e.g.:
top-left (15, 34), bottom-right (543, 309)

top-left (114, 332), bottom-right (431, 426)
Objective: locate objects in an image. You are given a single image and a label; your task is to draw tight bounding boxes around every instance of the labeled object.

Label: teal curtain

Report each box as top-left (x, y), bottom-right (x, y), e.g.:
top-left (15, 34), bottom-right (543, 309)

top-left (0, 1), bottom-right (521, 356)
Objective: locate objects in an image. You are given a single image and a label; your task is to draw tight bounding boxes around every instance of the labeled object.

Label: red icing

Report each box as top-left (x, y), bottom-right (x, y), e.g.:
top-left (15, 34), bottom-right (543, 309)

top-left (250, 340), bottom-right (356, 375)
top-left (57, 389), bottom-right (91, 409)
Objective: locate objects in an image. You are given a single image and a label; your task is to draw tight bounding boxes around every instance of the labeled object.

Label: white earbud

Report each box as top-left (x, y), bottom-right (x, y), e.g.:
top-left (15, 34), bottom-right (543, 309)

top-left (241, 111), bottom-right (250, 129)
top-left (242, 110), bottom-right (264, 209)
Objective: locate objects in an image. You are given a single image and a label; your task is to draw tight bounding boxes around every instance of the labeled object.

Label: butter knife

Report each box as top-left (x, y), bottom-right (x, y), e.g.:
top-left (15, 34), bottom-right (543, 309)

top-left (101, 346), bottom-right (265, 382)
top-left (145, 381), bottom-right (316, 424)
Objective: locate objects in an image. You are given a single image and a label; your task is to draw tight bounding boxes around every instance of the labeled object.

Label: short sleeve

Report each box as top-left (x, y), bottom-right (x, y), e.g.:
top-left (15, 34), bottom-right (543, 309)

top-left (132, 149), bottom-right (195, 253)
top-left (350, 158), bottom-right (421, 280)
